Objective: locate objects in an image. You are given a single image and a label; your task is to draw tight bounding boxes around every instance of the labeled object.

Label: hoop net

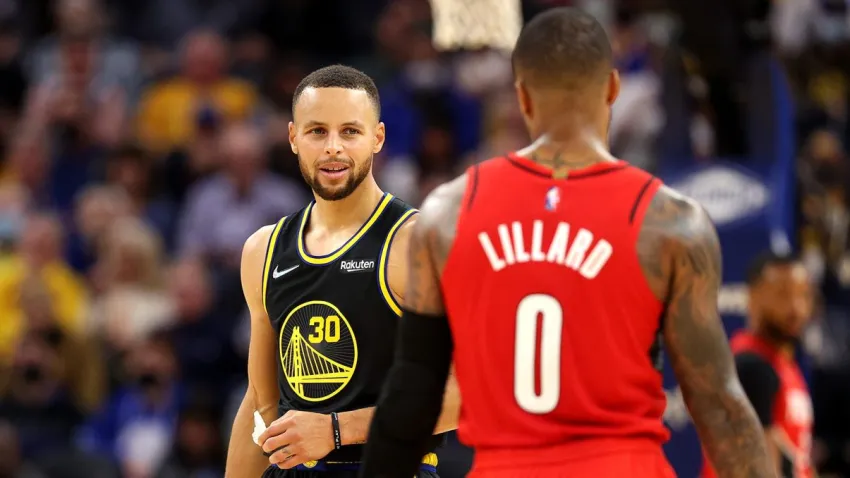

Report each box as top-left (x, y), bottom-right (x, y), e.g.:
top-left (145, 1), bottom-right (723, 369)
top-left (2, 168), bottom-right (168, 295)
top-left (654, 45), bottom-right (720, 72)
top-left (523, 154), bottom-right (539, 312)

top-left (429, 0), bottom-right (522, 52)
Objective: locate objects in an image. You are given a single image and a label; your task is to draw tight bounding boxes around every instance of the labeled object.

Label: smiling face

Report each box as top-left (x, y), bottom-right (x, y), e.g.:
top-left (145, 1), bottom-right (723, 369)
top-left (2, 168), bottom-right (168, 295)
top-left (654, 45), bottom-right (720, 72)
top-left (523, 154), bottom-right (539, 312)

top-left (289, 87), bottom-right (385, 201)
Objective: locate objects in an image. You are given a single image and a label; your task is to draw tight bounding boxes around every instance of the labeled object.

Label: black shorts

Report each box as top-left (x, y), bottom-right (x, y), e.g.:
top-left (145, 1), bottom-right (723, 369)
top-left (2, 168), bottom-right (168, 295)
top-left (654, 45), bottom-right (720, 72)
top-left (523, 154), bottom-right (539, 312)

top-left (261, 466), bottom-right (439, 478)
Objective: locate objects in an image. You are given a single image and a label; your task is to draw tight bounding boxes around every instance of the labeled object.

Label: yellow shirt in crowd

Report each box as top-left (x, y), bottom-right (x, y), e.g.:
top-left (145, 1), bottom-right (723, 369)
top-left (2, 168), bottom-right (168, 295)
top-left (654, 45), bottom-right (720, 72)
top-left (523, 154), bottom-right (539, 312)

top-left (136, 78), bottom-right (259, 154)
top-left (0, 256), bottom-right (89, 361)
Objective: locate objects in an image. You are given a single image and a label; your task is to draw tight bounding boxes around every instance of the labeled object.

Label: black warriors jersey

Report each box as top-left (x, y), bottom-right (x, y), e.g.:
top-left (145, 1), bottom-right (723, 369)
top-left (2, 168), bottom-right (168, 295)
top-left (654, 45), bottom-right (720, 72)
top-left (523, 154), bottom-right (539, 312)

top-left (262, 193), bottom-right (443, 464)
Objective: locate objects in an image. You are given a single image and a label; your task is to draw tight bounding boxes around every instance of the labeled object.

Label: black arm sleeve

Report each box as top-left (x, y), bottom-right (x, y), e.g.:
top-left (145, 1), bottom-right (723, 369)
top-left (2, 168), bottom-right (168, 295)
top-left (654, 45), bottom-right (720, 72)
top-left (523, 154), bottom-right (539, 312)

top-left (735, 352), bottom-right (780, 427)
top-left (358, 308), bottom-right (454, 478)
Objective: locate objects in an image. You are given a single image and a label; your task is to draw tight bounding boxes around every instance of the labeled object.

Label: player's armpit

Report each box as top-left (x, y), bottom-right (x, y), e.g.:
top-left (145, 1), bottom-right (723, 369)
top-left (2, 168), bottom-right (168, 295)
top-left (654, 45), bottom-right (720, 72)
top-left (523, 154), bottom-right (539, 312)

top-left (639, 187), bottom-right (774, 478)
top-left (225, 225), bottom-right (281, 478)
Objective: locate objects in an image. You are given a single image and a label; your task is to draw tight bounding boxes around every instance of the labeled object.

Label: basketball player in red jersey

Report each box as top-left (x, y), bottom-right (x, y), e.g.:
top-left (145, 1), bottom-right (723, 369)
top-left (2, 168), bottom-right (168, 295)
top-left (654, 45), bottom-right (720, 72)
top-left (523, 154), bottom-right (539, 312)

top-left (702, 252), bottom-right (814, 478)
top-left (359, 7), bottom-right (773, 478)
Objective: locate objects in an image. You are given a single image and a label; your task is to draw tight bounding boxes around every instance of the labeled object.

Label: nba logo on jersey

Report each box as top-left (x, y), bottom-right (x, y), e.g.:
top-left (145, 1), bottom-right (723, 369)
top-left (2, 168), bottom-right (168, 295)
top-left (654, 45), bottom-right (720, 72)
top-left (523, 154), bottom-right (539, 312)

top-left (545, 186), bottom-right (560, 211)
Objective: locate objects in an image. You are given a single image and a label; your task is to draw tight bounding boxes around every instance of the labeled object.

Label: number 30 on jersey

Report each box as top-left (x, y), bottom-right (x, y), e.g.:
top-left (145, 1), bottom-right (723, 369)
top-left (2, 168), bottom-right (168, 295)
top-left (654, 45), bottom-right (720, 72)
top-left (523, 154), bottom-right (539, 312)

top-left (514, 294), bottom-right (562, 414)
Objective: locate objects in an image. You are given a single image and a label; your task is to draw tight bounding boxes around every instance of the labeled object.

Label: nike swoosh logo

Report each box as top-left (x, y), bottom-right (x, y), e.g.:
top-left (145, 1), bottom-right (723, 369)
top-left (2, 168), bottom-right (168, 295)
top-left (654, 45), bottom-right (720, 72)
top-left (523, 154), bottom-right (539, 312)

top-left (272, 264), bottom-right (299, 279)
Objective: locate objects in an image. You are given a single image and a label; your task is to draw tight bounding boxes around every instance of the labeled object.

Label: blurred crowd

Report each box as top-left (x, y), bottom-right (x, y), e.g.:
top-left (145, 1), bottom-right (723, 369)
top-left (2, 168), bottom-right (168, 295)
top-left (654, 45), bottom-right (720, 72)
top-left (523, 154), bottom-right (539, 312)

top-left (3, 0), bottom-right (850, 477)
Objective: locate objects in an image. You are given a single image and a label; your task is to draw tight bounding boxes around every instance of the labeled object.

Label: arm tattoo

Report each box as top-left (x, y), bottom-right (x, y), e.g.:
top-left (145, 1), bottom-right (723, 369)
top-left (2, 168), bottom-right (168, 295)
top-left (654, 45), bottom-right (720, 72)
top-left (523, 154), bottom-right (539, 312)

top-left (403, 176), bottom-right (465, 314)
top-left (637, 186), bottom-right (774, 478)
top-left (403, 219), bottom-right (444, 315)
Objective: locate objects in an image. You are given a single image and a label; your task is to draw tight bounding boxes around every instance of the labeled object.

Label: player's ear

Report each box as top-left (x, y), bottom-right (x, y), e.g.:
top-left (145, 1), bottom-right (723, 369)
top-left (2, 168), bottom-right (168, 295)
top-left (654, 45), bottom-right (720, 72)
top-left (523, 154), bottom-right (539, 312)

top-left (288, 121), bottom-right (298, 154)
top-left (514, 80), bottom-right (532, 119)
top-left (373, 122), bottom-right (386, 154)
top-left (606, 69), bottom-right (620, 106)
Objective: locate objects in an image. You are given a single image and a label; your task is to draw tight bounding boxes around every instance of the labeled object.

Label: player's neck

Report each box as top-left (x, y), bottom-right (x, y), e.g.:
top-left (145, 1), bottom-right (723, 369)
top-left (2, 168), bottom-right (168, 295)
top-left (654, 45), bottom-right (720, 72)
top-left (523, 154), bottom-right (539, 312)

top-left (517, 130), bottom-right (616, 176)
top-left (312, 175), bottom-right (384, 231)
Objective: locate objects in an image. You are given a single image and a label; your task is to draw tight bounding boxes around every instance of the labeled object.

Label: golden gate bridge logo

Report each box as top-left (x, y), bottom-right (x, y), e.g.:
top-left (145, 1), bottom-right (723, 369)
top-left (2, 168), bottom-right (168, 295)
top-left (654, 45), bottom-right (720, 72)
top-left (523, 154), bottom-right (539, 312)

top-left (279, 301), bottom-right (358, 402)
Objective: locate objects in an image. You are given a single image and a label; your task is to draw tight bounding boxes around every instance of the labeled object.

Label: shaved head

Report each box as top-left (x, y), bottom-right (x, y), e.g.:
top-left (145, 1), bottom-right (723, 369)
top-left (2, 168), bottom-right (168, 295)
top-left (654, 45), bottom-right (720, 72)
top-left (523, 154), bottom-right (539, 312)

top-left (512, 7), bottom-right (613, 91)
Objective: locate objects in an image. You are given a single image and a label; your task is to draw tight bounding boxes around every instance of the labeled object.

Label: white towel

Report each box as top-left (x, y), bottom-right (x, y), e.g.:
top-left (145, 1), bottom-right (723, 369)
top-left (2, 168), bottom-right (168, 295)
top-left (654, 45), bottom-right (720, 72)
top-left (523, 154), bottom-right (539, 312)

top-left (252, 410), bottom-right (267, 446)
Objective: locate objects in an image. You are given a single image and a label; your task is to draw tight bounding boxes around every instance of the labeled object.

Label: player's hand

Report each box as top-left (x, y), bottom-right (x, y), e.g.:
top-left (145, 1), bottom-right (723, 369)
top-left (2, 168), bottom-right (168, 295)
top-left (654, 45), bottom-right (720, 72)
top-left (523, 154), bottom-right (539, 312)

top-left (259, 410), bottom-right (335, 469)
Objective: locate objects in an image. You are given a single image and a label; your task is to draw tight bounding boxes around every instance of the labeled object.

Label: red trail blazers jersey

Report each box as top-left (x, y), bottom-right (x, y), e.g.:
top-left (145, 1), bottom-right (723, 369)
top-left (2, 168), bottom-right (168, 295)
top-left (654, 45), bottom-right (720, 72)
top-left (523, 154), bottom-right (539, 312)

top-left (441, 154), bottom-right (674, 476)
top-left (701, 331), bottom-right (813, 478)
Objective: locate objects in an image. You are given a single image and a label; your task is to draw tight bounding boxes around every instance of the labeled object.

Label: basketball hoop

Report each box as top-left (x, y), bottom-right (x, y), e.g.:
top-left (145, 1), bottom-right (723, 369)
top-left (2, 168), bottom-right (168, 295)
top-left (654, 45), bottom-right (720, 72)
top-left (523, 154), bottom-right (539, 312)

top-left (429, 0), bottom-right (523, 52)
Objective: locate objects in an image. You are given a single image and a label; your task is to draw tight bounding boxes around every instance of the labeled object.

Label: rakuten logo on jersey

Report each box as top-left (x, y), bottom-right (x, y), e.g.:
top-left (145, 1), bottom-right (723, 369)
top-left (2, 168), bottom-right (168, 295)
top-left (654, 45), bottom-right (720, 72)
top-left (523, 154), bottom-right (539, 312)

top-left (340, 259), bottom-right (375, 273)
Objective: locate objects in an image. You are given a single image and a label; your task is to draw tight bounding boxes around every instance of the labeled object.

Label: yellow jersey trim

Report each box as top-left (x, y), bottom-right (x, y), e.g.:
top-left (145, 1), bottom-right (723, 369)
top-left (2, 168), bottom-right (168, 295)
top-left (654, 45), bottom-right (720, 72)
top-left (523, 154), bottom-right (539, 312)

top-left (262, 217), bottom-right (287, 313)
top-left (422, 452), bottom-right (439, 467)
top-left (378, 208), bottom-right (419, 316)
top-left (297, 193), bottom-right (394, 265)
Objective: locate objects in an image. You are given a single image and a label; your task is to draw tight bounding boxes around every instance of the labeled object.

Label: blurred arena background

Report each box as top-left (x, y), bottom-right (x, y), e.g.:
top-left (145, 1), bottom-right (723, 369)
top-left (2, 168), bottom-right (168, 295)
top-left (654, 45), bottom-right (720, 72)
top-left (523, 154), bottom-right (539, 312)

top-left (0, 0), bottom-right (848, 477)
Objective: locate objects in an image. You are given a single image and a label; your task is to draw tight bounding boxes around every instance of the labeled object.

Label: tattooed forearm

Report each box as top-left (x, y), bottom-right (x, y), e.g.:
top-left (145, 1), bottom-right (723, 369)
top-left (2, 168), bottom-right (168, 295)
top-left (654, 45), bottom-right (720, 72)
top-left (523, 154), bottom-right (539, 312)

top-left (637, 186), bottom-right (773, 478)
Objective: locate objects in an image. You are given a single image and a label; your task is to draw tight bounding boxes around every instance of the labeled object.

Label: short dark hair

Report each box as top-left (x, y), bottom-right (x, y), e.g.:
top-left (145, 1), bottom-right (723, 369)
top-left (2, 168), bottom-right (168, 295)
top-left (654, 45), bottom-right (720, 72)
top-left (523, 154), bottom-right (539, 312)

top-left (292, 64), bottom-right (381, 118)
top-left (746, 251), bottom-right (801, 286)
top-left (512, 7), bottom-right (612, 89)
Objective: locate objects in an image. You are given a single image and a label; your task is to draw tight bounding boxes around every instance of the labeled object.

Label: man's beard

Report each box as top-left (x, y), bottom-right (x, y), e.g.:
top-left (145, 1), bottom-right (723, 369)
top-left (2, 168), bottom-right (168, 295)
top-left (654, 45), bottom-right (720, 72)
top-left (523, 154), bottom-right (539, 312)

top-left (299, 155), bottom-right (372, 201)
top-left (760, 319), bottom-right (800, 346)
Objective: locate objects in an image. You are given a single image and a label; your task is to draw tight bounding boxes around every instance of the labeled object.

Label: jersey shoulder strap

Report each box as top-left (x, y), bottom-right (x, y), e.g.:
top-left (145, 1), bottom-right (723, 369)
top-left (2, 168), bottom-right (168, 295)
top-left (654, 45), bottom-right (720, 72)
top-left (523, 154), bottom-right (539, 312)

top-left (262, 214), bottom-right (291, 313)
top-left (376, 196), bottom-right (418, 316)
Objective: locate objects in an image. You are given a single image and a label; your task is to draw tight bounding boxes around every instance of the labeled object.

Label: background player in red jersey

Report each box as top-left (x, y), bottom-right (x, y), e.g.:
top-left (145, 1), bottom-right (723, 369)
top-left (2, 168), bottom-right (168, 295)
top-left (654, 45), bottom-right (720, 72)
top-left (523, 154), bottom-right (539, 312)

top-left (702, 252), bottom-right (815, 478)
top-left (359, 7), bottom-right (774, 478)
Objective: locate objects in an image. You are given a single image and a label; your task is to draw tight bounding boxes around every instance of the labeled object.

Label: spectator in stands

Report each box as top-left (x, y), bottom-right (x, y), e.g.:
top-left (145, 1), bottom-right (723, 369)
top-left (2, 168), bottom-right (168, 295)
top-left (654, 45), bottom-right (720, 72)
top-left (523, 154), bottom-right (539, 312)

top-left (135, 29), bottom-right (258, 155)
top-left (23, 0), bottom-right (137, 149)
top-left (799, 129), bottom-right (850, 300)
top-left (176, 122), bottom-right (304, 271)
top-left (374, 0), bottom-right (482, 167)
top-left (104, 144), bottom-right (177, 250)
top-left (164, 258), bottom-right (241, 401)
top-left (609, 10), bottom-right (662, 171)
top-left (0, 213), bottom-right (88, 362)
top-left (89, 217), bottom-right (174, 351)
top-left (78, 332), bottom-right (182, 477)
top-left (110, 0), bottom-right (265, 53)
top-left (0, 183), bottom-right (30, 254)
top-left (155, 405), bottom-right (225, 478)
top-left (15, 274), bottom-right (105, 414)
top-left (0, 20), bottom-right (28, 153)
top-left (0, 332), bottom-right (83, 461)
top-left (2, 128), bottom-right (51, 208)
top-left (68, 185), bottom-right (131, 274)
top-left (26, 0), bottom-right (140, 98)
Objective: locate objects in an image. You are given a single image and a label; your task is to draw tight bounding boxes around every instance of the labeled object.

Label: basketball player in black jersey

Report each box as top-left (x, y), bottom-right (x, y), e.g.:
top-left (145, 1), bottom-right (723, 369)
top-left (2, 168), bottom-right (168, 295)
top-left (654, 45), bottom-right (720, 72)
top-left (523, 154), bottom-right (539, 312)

top-left (224, 65), bottom-right (460, 478)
